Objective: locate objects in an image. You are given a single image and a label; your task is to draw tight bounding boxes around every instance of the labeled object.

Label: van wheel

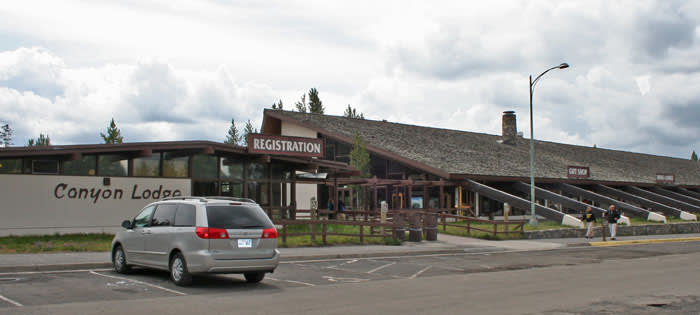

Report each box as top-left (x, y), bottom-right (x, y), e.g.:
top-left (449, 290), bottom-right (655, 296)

top-left (113, 246), bottom-right (131, 274)
top-left (244, 272), bottom-right (265, 283)
top-left (169, 252), bottom-right (192, 286)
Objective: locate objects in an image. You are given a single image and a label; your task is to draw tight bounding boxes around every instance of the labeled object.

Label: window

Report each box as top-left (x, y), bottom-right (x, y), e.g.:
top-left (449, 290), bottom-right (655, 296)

top-left (247, 182), bottom-right (269, 206)
top-left (163, 153), bottom-right (188, 178)
top-left (133, 205), bottom-right (156, 228)
top-left (248, 163), bottom-right (267, 180)
top-left (220, 157), bottom-right (243, 180)
top-left (193, 181), bottom-right (218, 196)
top-left (206, 205), bottom-right (273, 229)
top-left (99, 154), bottom-right (129, 176)
top-left (174, 204), bottom-right (196, 227)
top-left (192, 155), bottom-right (217, 179)
top-left (0, 158), bottom-right (22, 174)
top-left (133, 153), bottom-right (160, 177)
top-left (32, 160), bottom-right (59, 174)
top-left (271, 164), bottom-right (291, 180)
top-left (151, 204), bottom-right (177, 226)
top-left (64, 155), bottom-right (96, 176)
top-left (221, 181), bottom-right (243, 198)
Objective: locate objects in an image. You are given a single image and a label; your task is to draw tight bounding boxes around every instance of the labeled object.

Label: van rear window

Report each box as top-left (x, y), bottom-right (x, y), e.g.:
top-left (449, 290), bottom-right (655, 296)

top-left (206, 205), bottom-right (273, 229)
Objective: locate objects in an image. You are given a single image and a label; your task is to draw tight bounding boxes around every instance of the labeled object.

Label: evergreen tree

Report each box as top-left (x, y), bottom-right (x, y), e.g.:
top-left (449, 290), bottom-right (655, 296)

top-left (100, 118), bottom-right (124, 144)
top-left (271, 99), bottom-right (284, 110)
top-left (225, 119), bottom-right (242, 145)
top-left (343, 105), bottom-right (364, 119)
top-left (243, 120), bottom-right (258, 146)
top-left (692, 151), bottom-right (698, 161)
top-left (295, 94), bottom-right (307, 113)
top-left (349, 132), bottom-right (371, 178)
top-left (0, 123), bottom-right (13, 146)
top-left (307, 88), bottom-right (324, 114)
top-left (28, 133), bottom-right (50, 146)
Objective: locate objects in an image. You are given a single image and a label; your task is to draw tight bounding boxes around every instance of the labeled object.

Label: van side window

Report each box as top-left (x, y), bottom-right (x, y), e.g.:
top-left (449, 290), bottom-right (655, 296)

top-left (151, 204), bottom-right (177, 227)
top-left (133, 205), bottom-right (156, 228)
top-left (174, 204), bottom-right (196, 227)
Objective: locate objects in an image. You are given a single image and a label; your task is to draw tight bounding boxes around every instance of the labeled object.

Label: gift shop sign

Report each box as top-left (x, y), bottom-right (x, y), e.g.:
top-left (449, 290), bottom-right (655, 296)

top-left (567, 166), bottom-right (590, 178)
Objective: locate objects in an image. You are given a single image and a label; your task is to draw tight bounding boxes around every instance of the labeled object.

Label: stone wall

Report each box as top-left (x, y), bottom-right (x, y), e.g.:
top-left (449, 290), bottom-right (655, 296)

top-left (523, 222), bottom-right (700, 239)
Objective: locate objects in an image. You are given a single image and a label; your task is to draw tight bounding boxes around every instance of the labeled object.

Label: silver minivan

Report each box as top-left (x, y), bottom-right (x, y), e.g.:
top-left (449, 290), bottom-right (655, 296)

top-left (111, 196), bottom-right (280, 286)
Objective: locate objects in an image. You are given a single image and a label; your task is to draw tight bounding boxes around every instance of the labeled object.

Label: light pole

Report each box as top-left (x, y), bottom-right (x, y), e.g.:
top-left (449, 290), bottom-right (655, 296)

top-left (529, 62), bottom-right (569, 226)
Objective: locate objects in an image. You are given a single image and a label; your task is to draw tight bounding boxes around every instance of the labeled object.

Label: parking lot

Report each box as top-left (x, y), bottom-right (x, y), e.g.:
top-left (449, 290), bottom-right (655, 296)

top-left (3, 241), bottom-right (700, 310)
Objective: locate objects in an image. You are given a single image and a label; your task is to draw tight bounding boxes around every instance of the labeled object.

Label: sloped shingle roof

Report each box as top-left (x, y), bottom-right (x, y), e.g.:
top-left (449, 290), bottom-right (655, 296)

top-left (264, 110), bottom-right (700, 186)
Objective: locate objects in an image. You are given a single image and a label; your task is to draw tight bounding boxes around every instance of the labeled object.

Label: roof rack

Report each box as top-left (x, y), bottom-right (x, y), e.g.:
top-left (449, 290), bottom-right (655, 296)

top-left (203, 196), bottom-right (256, 203)
top-left (161, 196), bottom-right (208, 202)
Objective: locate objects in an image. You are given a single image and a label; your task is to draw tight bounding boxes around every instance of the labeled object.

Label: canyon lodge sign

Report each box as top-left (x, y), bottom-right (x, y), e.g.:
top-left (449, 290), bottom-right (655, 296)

top-left (248, 134), bottom-right (324, 157)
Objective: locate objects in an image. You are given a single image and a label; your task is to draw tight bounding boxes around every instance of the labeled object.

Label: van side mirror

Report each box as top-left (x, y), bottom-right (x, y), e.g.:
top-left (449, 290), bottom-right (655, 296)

top-left (121, 220), bottom-right (133, 229)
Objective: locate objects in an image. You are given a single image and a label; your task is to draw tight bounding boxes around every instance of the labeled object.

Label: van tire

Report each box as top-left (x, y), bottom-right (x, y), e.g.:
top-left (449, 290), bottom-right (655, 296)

top-left (169, 252), bottom-right (192, 286)
top-left (113, 245), bottom-right (131, 274)
top-left (244, 271), bottom-right (265, 283)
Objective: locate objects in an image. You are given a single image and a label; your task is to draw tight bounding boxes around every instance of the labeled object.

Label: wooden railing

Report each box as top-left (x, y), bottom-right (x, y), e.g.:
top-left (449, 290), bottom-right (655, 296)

top-left (273, 219), bottom-right (397, 246)
top-left (437, 213), bottom-right (526, 236)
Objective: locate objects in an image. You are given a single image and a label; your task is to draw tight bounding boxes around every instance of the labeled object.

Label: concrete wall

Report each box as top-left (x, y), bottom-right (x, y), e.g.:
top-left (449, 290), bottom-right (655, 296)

top-left (0, 174), bottom-right (191, 236)
top-left (524, 222), bottom-right (700, 239)
top-left (281, 121), bottom-right (317, 138)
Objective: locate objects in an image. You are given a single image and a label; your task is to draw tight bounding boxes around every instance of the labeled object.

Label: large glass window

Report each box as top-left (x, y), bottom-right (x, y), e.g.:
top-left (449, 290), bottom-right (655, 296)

top-left (193, 181), bottom-right (218, 196)
top-left (32, 160), bottom-right (59, 174)
top-left (248, 163), bottom-right (267, 180)
top-left (63, 155), bottom-right (96, 176)
top-left (220, 157), bottom-right (243, 180)
top-left (133, 153), bottom-right (160, 177)
top-left (271, 165), bottom-right (291, 180)
top-left (247, 182), bottom-right (269, 206)
top-left (221, 181), bottom-right (243, 198)
top-left (0, 158), bottom-right (22, 174)
top-left (192, 155), bottom-right (217, 179)
top-left (98, 154), bottom-right (129, 176)
top-left (163, 153), bottom-right (188, 178)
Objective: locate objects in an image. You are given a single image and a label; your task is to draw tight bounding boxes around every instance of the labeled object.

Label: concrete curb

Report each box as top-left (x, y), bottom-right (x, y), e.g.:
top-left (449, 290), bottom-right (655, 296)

top-left (589, 237), bottom-right (700, 247)
top-left (0, 262), bottom-right (113, 273)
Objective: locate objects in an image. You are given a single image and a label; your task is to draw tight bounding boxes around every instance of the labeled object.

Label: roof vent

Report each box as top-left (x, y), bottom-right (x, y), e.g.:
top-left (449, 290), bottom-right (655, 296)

top-left (501, 111), bottom-right (517, 145)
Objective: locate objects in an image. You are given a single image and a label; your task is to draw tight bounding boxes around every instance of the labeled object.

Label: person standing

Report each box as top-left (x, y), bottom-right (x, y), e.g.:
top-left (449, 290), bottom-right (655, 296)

top-left (581, 206), bottom-right (596, 239)
top-left (606, 205), bottom-right (621, 240)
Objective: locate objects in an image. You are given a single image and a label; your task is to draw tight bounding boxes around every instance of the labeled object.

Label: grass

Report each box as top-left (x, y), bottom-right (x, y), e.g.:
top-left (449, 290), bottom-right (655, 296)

top-left (278, 223), bottom-right (401, 247)
top-left (0, 233), bottom-right (113, 254)
top-left (436, 220), bottom-right (527, 240)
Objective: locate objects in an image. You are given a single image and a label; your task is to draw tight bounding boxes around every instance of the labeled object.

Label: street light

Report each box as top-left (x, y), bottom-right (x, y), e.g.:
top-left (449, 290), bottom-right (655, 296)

top-left (529, 62), bottom-right (569, 227)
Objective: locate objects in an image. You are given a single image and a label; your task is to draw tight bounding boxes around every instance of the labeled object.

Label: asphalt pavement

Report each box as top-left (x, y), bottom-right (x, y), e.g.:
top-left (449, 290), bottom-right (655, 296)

top-left (2, 232), bottom-right (700, 272)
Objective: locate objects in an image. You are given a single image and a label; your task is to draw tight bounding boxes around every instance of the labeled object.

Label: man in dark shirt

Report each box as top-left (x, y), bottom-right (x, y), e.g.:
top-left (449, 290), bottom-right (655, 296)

top-left (581, 206), bottom-right (596, 239)
top-left (606, 205), bottom-right (621, 240)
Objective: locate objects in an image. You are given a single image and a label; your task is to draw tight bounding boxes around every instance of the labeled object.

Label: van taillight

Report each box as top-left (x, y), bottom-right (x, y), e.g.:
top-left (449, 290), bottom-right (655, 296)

top-left (262, 228), bottom-right (278, 239)
top-left (196, 227), bottom-right (229, 239)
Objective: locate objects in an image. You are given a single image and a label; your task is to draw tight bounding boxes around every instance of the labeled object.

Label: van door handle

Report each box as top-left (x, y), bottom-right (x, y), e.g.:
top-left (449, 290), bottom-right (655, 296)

top-left (142, 229), bottom-right (152, 234)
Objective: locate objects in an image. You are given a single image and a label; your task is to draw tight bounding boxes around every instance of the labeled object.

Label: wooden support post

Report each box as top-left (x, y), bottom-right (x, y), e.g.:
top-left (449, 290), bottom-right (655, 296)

top-left (310, 221), bottom-right (315, 243)
top-left (322, 223), bottom-right (327, 245)
top-left (360, 225), bottom-right (364, 244)
top-left (283, 224), bottom-right (287, 246)
top-left (439, 182), bottom-right (444, 209)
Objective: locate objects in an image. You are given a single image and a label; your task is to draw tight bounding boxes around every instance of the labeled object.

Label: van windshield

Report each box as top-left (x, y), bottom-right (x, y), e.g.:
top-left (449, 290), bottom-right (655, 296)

top-left (206, 205), bottom-right (274, 229)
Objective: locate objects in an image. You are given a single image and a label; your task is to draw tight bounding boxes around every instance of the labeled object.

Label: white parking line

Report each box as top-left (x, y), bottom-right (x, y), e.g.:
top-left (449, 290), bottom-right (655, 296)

top-left (89, 271), bottom-right (186, 296)
top-left (0, 268), bottom-right (112, 276)
top-left (408, 266), bottom-right (432, 279)
top-left (367, 262), bottom-right (396, 274)
top-left (266, 277), bottom-right (315, 287)
top-left (0, 293), bottom-right (22, 307)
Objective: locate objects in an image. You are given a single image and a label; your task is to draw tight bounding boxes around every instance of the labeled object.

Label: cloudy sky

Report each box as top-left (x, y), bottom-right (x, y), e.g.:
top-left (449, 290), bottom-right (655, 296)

top-left (1, 0), bottom-right (699, 159)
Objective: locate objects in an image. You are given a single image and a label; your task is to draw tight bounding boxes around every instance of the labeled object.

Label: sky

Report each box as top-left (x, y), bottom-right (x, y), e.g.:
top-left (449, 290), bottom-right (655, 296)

top-left (1, 0), bottom-right (699, 159)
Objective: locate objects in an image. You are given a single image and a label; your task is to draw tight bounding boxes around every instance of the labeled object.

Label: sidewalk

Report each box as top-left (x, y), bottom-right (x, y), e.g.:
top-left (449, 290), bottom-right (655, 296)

top-left (2, 233), bottom-right (699, 273)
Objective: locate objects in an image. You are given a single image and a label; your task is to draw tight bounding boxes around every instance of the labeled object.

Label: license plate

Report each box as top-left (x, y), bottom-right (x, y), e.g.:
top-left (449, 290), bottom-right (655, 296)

top-left (237, 239), bottom-right (252, 248)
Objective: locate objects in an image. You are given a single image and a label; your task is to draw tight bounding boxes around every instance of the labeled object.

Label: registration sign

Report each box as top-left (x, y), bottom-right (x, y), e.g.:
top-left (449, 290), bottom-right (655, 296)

top-left (237, 239), bottom-right (252, 248)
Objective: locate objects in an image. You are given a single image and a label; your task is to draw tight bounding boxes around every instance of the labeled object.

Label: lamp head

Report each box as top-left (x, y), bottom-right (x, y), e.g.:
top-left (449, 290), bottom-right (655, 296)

top-left (558, 63), bottom-right (569, 69)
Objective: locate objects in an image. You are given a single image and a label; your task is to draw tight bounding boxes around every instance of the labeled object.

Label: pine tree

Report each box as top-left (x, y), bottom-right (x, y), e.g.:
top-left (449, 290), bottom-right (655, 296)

top-left (295, 94), bottom-right (307, 113)
top-left (100, 118), bottom-right (124, 144)
top-left (28, 133), bottom-right (50, 146)
top-left (0, 123), bottom-right (13, 146)
top-left (692, 151), bottom-right (698, 161)
top-left (349, 132), bottom-right (371, 178)
top-left (271, 99), bottom-right (284, 110)
top-left (308, 88), bottom-right (324, 114)
top-left (243, 120), bottom-right (258, 146)
top-left (225, 119), bottom-right (242, 145)
top-left (343, 105), bottom-right (364, 119)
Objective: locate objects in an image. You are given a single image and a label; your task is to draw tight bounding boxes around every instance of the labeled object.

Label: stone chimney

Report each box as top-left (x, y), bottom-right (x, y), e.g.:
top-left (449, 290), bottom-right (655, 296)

top-left (501, 111), bottom-right (517, 145)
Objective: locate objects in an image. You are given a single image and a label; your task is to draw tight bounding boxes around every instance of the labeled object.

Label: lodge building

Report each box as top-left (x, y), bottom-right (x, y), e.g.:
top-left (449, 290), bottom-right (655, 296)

top-left (1, 109), bottom-right (699, 235)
